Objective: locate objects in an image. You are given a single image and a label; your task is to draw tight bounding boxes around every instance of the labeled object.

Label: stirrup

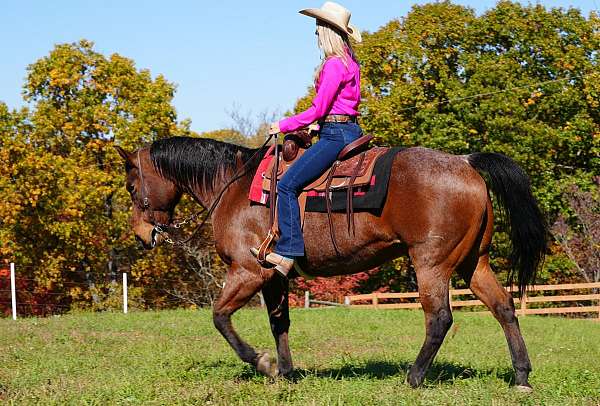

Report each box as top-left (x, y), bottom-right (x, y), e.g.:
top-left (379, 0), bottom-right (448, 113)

top-left (252, 229), bottom-right (279, 266)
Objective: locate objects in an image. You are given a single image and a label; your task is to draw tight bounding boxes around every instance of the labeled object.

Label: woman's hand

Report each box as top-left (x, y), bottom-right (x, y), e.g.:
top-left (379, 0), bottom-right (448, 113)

top-left (269, 122), bottom-right (280, 135)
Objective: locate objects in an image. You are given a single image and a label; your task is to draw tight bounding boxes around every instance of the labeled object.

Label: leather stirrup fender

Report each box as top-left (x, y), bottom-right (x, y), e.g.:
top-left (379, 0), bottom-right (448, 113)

top-left (325, 160), bottom-right (342, 255)
top-left (346, 151), bottom-right (366, 235)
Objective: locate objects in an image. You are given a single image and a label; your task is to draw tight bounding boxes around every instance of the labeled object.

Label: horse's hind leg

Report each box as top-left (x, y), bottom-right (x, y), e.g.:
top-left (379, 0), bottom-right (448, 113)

top-left (262, 276), bottom-right (293, 376)
top-left (468, 255), bottom-right (532, 390)
top-left (407, 244), bottom-right (454, 387)
top-left (212, 264), bottom-right (275, 376)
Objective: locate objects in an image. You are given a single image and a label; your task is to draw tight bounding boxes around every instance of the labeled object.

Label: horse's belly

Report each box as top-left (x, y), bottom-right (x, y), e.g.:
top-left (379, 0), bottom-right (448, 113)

top-left (296, 240), bottom-right (405, 277)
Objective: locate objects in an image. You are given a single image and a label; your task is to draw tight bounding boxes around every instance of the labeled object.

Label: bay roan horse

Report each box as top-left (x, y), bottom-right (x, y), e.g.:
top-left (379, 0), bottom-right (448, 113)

top-left (115, 136), bottom-right (546, 390)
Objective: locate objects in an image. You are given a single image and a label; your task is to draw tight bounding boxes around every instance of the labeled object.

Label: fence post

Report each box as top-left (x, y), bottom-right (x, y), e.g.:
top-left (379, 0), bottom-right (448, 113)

top-left (373, 292), bottom-right (379, 309)
top-left (10, 262), bottom-right (16, 320)
top-left (122, 273), bottom-right (128, 314)
top-left (519, 291), bottom-right (527, 317)
top-left (344, 296), bottom-right (350, 306)
top-left (304, 291), bottom-right (310, 309)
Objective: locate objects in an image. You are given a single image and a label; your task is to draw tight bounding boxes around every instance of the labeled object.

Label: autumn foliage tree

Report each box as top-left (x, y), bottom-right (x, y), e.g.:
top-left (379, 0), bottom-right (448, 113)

top-left (551, 180), bottom-right (600, 283)
top-left (0, 40), bottom-right (222, 314)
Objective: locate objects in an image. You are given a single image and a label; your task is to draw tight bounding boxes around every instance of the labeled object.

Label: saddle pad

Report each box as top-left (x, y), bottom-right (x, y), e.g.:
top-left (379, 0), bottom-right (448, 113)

top-left (248, 144), bottom-right (275, 204)
top-left (305, 147), bottom-right (403, 212)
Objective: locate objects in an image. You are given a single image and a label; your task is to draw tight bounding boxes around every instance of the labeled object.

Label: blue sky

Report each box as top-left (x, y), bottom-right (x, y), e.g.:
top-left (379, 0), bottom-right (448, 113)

top-left (0, 1), bottom-right (596, 133)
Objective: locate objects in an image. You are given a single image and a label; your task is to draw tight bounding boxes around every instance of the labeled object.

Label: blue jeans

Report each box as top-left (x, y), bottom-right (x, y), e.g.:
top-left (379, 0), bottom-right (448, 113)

top-left (274, 122), bottom-right (363, 257)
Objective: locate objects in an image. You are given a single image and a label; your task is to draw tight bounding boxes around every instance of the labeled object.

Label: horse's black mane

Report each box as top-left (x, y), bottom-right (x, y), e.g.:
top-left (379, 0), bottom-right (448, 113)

top-left (150, 137), bottom-right (263, 193)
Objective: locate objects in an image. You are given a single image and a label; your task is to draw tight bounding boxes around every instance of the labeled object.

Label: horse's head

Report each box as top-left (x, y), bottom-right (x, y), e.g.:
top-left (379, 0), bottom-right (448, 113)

top-left (115, 145), bottom-right (182, 249)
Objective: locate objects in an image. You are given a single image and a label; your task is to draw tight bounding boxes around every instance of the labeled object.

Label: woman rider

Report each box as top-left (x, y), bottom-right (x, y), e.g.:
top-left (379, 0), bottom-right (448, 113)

top-left (253, 2), bottom-right (363, 276)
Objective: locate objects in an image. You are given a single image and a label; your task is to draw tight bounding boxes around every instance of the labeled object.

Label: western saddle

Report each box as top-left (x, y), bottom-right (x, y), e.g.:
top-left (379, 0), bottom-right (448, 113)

top-left (256, 128), bottom-right (387, 263)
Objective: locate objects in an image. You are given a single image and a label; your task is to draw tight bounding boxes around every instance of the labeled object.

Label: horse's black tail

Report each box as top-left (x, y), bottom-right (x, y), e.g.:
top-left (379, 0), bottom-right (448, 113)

top-left (467, 152), bottom-right (547, 297)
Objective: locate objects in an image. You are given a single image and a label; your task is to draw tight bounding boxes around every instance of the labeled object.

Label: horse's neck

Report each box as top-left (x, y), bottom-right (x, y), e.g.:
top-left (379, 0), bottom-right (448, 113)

top-left (185, 168), bottom-right (252, 212)
top-left (207, 174), bottom-right (260, 252)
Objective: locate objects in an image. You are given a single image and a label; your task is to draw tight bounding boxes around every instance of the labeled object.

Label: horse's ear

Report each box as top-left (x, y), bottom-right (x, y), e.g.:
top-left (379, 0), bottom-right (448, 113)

top-left (235, 150), bottom-right (244, 169)
top-left (114, 145), bottom-right (131, 163)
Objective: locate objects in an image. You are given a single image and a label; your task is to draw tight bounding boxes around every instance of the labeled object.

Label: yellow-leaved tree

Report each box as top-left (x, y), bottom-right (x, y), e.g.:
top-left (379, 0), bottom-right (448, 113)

top-left (0, 40), bottom-right (227, 314)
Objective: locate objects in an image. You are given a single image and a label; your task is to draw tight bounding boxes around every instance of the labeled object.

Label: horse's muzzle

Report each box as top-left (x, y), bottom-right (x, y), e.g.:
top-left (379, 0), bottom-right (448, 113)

top-left (135, 228), bottom-right (157, 250)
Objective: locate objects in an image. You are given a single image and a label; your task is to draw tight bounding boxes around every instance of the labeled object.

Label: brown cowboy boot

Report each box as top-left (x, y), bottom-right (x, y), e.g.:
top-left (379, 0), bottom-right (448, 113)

top-left (250, 248), bottom-right (294, 277)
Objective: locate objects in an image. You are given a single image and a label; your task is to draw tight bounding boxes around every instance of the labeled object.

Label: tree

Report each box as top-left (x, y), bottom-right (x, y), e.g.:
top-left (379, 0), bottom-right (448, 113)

top-left (551, 180), bottom-right (599, 283)
top-left (0, 40), bottom-right (211, 313)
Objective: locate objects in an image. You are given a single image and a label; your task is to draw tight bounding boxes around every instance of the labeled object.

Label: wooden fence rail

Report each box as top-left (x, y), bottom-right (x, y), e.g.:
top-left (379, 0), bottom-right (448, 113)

top-left (344, 282), bottom-right (600, 319)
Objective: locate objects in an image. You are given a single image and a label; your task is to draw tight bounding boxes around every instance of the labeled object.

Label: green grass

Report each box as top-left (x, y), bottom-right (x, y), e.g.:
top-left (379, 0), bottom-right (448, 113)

top-left (0, 308), bottom-right (599, 405)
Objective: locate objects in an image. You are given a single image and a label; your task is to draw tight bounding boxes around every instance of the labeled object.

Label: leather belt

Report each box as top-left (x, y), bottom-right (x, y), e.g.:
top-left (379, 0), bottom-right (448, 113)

top-left (320, 114), bottom-right (358, 124)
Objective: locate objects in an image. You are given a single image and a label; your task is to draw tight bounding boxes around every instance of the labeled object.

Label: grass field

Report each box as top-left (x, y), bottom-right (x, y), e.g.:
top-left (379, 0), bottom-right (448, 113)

top-left (0, 308), bottom-right (599, 405)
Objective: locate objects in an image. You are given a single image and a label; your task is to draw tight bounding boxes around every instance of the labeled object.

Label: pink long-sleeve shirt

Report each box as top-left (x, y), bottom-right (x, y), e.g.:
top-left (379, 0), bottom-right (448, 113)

top-left (279, 55), bottom-right (361, 133)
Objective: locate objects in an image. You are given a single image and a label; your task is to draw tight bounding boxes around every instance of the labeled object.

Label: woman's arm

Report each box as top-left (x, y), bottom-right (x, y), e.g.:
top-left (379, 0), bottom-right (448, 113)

top-left (279, 57), bottom-right (346, 133)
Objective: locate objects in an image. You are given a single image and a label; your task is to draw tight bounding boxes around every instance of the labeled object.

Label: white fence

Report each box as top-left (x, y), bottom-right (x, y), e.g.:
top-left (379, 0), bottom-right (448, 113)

top-left (2, 263), bottom-right (129, 319)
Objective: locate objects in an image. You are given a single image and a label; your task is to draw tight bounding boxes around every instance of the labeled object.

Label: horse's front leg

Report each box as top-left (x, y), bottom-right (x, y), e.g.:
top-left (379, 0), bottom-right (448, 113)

top-left (212, 264), bottom-right (275, 376)
top-left (262, 276), bottom-right (293, 376)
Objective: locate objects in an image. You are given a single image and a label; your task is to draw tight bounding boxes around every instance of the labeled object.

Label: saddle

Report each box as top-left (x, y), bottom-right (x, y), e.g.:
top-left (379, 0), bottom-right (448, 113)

top-left (256, 129), bottom-right (388, 262)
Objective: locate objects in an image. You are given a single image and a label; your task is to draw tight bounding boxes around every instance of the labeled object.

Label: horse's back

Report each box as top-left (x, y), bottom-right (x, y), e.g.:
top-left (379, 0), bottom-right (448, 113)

top-left (384, 146), bottom-right (488, 246)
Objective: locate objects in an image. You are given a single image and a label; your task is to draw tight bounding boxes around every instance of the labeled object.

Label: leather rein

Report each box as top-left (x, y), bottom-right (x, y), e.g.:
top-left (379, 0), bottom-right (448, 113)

top-left (135, 134), bottom-right (275, 250)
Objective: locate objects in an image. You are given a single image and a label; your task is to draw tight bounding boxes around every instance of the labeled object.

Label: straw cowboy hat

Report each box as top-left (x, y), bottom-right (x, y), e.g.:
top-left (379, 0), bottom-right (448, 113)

top-left (300, 2), bottom-right (362, 43)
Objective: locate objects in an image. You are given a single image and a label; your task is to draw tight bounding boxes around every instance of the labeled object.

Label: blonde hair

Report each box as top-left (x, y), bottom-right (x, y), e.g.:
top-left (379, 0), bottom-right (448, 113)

top-left (314, 20), bottom-right (357, 84)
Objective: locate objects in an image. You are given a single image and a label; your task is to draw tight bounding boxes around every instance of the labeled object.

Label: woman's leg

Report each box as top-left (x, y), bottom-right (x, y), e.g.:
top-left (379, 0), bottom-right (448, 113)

top-left (274, 122), bottom-right (363, 257)
top-left (274, 127), bottom-right (347, 257)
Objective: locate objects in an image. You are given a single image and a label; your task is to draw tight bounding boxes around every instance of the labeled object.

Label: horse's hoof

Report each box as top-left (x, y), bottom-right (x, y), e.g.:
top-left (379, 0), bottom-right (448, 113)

top-left (514, 384), bottom-right (534, 393)
top-left (407, 369), bottom-right (423, 388)
top-left (277, 367), bottom-right (294, 378)
top-left (256, 352), bottom-right (277, 377)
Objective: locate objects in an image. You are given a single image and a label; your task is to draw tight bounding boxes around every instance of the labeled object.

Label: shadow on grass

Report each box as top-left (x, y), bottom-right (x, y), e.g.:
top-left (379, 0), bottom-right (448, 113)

top-left (237, 359), bottom-right (514, 386)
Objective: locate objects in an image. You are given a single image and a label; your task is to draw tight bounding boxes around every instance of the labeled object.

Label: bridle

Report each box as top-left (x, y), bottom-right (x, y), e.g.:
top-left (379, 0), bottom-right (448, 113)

top-left (134, 134), bottom-right (275, 251)
top-left (136, 149), bottom-right (152, 213)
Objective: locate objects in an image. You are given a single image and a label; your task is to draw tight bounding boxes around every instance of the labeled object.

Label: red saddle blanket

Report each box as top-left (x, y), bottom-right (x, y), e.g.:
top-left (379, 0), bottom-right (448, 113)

top-left (249, 144), bottom-right (276, 204)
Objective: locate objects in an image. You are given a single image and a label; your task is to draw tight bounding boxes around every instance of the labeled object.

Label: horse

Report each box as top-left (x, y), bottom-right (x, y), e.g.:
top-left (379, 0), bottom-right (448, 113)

top-left (114, 135), bottom-right (546, 390)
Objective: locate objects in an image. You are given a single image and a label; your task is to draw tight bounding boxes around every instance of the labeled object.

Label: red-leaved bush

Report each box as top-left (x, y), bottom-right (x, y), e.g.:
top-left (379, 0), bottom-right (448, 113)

top-left (289, 272), bottom-right (371, 306)
top-left (288, 257), bottom-right (416, 307)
